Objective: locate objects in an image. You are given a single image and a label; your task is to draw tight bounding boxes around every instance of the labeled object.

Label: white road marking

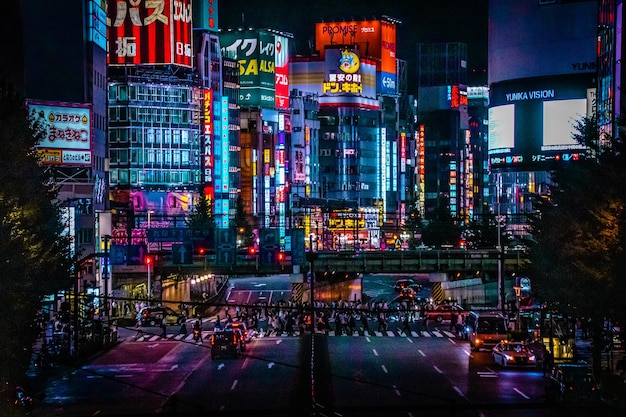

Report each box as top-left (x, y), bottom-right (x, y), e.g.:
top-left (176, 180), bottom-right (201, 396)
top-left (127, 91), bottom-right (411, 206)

top-left (230, 379), bottom-right (238, 390)
top-left (514, 387), bottom-right (530, 399)
top-left (433, 366), bottom-right (443, 374)
top-left (381, 365), bottom-right (388, 373)
top-left (372, 349), bottom-right (379, 356)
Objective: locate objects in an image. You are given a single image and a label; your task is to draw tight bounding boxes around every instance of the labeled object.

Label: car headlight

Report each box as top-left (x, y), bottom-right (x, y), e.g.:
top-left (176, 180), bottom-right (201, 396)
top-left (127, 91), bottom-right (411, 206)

top-left (529, 355), bottom-right (536, 361)
top-left (504, 354), bottom-right (513, 361)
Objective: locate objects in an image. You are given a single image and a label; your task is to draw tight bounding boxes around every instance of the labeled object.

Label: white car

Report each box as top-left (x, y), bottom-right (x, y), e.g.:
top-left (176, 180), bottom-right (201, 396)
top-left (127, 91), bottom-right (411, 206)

top-left (492, 342), bottom-right (537, 367)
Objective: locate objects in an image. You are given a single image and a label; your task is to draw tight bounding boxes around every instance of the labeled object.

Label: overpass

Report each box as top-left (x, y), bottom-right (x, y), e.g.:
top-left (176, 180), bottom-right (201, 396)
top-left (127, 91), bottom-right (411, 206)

top-left (114, 248), bottom-right (526, 279)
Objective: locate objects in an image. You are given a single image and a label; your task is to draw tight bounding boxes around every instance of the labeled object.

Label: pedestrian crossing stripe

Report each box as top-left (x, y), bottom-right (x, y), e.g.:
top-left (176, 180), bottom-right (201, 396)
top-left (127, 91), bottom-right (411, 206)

top-left (132, 329), bottom-right (459, 342)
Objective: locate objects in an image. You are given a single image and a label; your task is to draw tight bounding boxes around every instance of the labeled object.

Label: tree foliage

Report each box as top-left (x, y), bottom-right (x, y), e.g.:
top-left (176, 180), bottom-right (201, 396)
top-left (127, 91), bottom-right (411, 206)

top-left (0, 99), bottom-right (73, 408)
top-left (421, 196), bottom-right (462, 248)
top-left (186, 192), bottom-right (216, 232)
top-left (527, 115), bottom-right (626, 375)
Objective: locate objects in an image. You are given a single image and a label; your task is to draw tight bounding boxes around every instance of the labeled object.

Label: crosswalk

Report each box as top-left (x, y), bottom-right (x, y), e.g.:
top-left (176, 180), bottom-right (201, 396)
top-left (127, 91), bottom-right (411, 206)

top-left (130, 327), bottom-right (460, 343)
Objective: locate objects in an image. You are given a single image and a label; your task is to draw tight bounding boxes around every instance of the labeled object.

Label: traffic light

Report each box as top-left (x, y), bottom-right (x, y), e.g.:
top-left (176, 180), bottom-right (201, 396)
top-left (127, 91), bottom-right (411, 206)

top-left (144, 255), bottom-right (153, 265)
top-left (277, 252), bottom-right (285, 262)
top-left (248, 246), bottom-right (256, 255)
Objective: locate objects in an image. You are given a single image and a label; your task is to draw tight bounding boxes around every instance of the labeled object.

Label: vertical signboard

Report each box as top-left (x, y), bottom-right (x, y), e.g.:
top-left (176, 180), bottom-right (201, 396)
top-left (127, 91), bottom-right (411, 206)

top-left (192, 0), bottom-right (218, 32)
top-left (107, 0), bottom-right (193, 67)
top-left (203, 88), bottom-right (214, 205)
top-left (275, 34), bottom-right (290, 110)
top-left (379, 20), bottom-right (397, 95)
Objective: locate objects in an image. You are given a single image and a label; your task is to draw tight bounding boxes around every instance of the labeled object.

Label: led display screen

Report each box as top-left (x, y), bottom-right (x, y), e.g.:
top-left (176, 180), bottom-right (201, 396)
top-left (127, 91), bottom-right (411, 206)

top-left (488, 75), bottom-right (593, 169)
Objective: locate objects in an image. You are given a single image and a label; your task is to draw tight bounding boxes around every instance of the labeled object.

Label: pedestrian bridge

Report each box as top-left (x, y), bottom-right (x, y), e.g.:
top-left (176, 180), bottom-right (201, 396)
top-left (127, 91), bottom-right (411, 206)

top-left (145, 248), bottom-right (526, 279)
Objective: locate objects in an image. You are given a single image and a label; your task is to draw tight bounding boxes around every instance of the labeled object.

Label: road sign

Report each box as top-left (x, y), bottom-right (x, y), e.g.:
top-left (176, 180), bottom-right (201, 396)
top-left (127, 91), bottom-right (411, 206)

top-left (147, 228), bottom-right (211, 242)
top-left (216, 228), bottom-right (236, 267)
top-left (259, 229), bottom-right (279, 266)
top-left (291, 229), bottom-right (306, 266)
top-left (172, 243), bottom-right (193, 264)
top-left (110, 244), bottom-right (147, 265)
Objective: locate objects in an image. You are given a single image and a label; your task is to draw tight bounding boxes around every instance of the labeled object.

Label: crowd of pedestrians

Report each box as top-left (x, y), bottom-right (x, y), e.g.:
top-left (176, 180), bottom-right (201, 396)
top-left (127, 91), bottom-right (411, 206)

top-left (217, 297), bottom-right (447, 337)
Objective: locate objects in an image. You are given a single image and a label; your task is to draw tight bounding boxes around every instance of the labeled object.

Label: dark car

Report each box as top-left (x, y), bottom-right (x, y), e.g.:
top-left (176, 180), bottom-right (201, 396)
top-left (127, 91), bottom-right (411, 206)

top-left (210, 330), bottom-right (245, 359)
top-left (136, 306), bottom-right (186, 327)
top-left (548, 362), bottom-right (600, 403)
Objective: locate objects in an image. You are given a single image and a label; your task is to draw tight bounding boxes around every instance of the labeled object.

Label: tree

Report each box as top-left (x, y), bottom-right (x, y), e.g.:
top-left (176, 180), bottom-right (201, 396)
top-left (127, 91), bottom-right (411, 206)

top-left (403, 197), bottom-right (424, 248)
top-left (0, 99), bottom-right (73, 411)
top-left (186, 192), bottom-right (216, 232)
top-left (232, 196), bottom-right (254, 248)
top-left (421, 196), bottom-right (462, 248)
top-left (527, 115), bottom-right (626, 377)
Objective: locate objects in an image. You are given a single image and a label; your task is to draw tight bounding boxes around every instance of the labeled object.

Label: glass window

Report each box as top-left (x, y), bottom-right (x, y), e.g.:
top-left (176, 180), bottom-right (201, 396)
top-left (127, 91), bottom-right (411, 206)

top-left (164, 150), bottom-right (172, 164)
top-left (119, 149), bottom-right (128, 163)
top-left (129, 85), bottom-right (137, 100)
top-left (118, 85), bottom-right (128, 101)
top-left (146, 128), bottom-right (154, 144)
top-left (172, 129), bottom-right (181, 145)
top-left (164, 129), bottom-right (171, 145)
top-left (118, 169), bottom-right (129, 185)
top-left (181, 130), bottom-right (189, 144)
top-left (173, 150), bottom-right (181, 164)
top-left (119, 129), bottom-right (128, 143)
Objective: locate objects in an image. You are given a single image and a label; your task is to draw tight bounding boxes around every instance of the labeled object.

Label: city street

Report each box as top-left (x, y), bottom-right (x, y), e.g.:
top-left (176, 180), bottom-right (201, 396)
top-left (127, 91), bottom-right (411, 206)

top-left (28, 274), bottom-right (621, 417)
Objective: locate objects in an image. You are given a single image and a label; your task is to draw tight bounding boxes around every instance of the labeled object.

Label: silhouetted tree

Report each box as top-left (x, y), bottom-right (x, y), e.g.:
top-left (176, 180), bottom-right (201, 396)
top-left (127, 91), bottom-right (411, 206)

top-left (0, 100), bottom-right (73, 412)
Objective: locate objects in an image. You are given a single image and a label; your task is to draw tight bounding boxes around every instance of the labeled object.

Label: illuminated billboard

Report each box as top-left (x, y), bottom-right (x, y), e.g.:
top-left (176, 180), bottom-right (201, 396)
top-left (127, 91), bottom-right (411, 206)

top-left (274, 34), bottom-right (290, 110)
top-left (220, 29), bottom-right (276, 108)
top-left (488, 75), bottom-right (593, 169)
top-left (193, 0), bottom-right (218, 32)
top-left (27, 101), bottom-right (92, 166)
top-left (107, 0), bottom-right (193, 67)
top-left (315, 19), bottom-right (397, 95)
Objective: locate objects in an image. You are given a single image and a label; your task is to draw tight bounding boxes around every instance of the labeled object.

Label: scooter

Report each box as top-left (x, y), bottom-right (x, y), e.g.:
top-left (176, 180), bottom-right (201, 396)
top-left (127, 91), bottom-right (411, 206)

top-left (15, 386), bottom-right (33, 411)
top-left (193, 324), bottom-right (201, 342)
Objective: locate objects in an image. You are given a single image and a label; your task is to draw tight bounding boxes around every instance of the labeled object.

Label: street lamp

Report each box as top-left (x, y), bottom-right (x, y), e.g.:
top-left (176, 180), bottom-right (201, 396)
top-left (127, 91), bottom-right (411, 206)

top-left (145, 255), bottom-right (153, 301)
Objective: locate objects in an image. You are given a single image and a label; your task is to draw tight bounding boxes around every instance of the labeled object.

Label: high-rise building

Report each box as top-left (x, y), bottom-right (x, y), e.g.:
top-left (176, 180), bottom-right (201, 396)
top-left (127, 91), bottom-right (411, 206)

top-left (488, 0), bottom-right (597, 242)
top-left (290, 17), bottom-right (411, 250)
top-left (416, 42), bottom-right (471, 225)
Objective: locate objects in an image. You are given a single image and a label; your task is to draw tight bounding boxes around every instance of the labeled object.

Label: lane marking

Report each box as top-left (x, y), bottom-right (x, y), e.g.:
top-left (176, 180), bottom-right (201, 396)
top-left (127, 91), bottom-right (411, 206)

top-left (393, 385), bottom-right (401, 396)
top-left (372, 349), bottom-right (379, 356)
top-left (230, 379), bottom-right (238, 390)
top-left (433, 366), bottom-right (443, 374)
top-left (405, 337), bottom-right (414, 343)
top-left (418, 350), bottom-right (426, 357)
top-left (514, 387), bottom-right (530, 399)
top-left (381, 365), bottom-right (388, 373)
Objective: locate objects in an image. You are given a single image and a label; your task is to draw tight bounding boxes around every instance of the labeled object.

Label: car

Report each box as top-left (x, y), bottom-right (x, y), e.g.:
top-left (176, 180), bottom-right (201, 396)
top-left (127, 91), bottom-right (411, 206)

top-left (393, 278), bottom-right (422, 293)
top-left (210, 330), bottom-right (244, 359)
top-left (136, 306), bottom-right (186, 327)
top-left (224, 320), bottom-right (255, 343)
top-left (548, 362), bottom-right (600, 403)
top-left (492, 341), bottom-right (536, 367)
top-left (423, 304), bottom-right (465, 323)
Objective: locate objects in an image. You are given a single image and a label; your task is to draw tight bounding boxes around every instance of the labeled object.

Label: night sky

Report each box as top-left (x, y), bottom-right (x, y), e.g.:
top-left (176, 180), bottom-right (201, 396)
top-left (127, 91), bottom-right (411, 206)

top-left (218, 0), bottom-right (489, 87)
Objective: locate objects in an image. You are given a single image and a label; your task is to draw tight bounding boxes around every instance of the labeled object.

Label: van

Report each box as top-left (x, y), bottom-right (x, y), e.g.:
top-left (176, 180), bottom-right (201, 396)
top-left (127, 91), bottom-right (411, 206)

top-left (465, 311), bottom-right (508, 351)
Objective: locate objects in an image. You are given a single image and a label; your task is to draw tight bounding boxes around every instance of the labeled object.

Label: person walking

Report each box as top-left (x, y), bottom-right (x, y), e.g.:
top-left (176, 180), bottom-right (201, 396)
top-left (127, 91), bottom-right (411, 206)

top-left (361, 312), bottom-right (370, 335)
top-left (401, 314), bottom-right (412, 336)
top-left (160, 317), bottom-right (167, 338)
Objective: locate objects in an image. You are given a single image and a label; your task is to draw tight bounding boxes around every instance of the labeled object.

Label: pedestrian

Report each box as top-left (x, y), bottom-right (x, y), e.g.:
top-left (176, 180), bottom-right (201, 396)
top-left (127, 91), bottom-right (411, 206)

top-left (542, 345), bottom-right (553, 376)
top-left (361, 312), bottom-right (370, 335)
top-left (402, 314), bottom-right (411, 336)
top-left (377, 312), bottom-right (387, 333)
top-left (456, 313), bottom-right (464, 337)
top-left (450, 311), bottom-right (457, 332)
top-left (135, 317), bottom-right (143, 338)
top-left (178, 321), bottom-right (188, 336)
top-left (214, 314), bottom-right (222, 331)
top-left (160, 317), bottom-right (167, 338)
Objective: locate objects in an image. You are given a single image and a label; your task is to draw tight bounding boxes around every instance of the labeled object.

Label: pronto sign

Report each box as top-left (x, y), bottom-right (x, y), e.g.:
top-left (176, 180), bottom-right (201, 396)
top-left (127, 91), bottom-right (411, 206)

top-left (27, 101), bottom-right (92, 166)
